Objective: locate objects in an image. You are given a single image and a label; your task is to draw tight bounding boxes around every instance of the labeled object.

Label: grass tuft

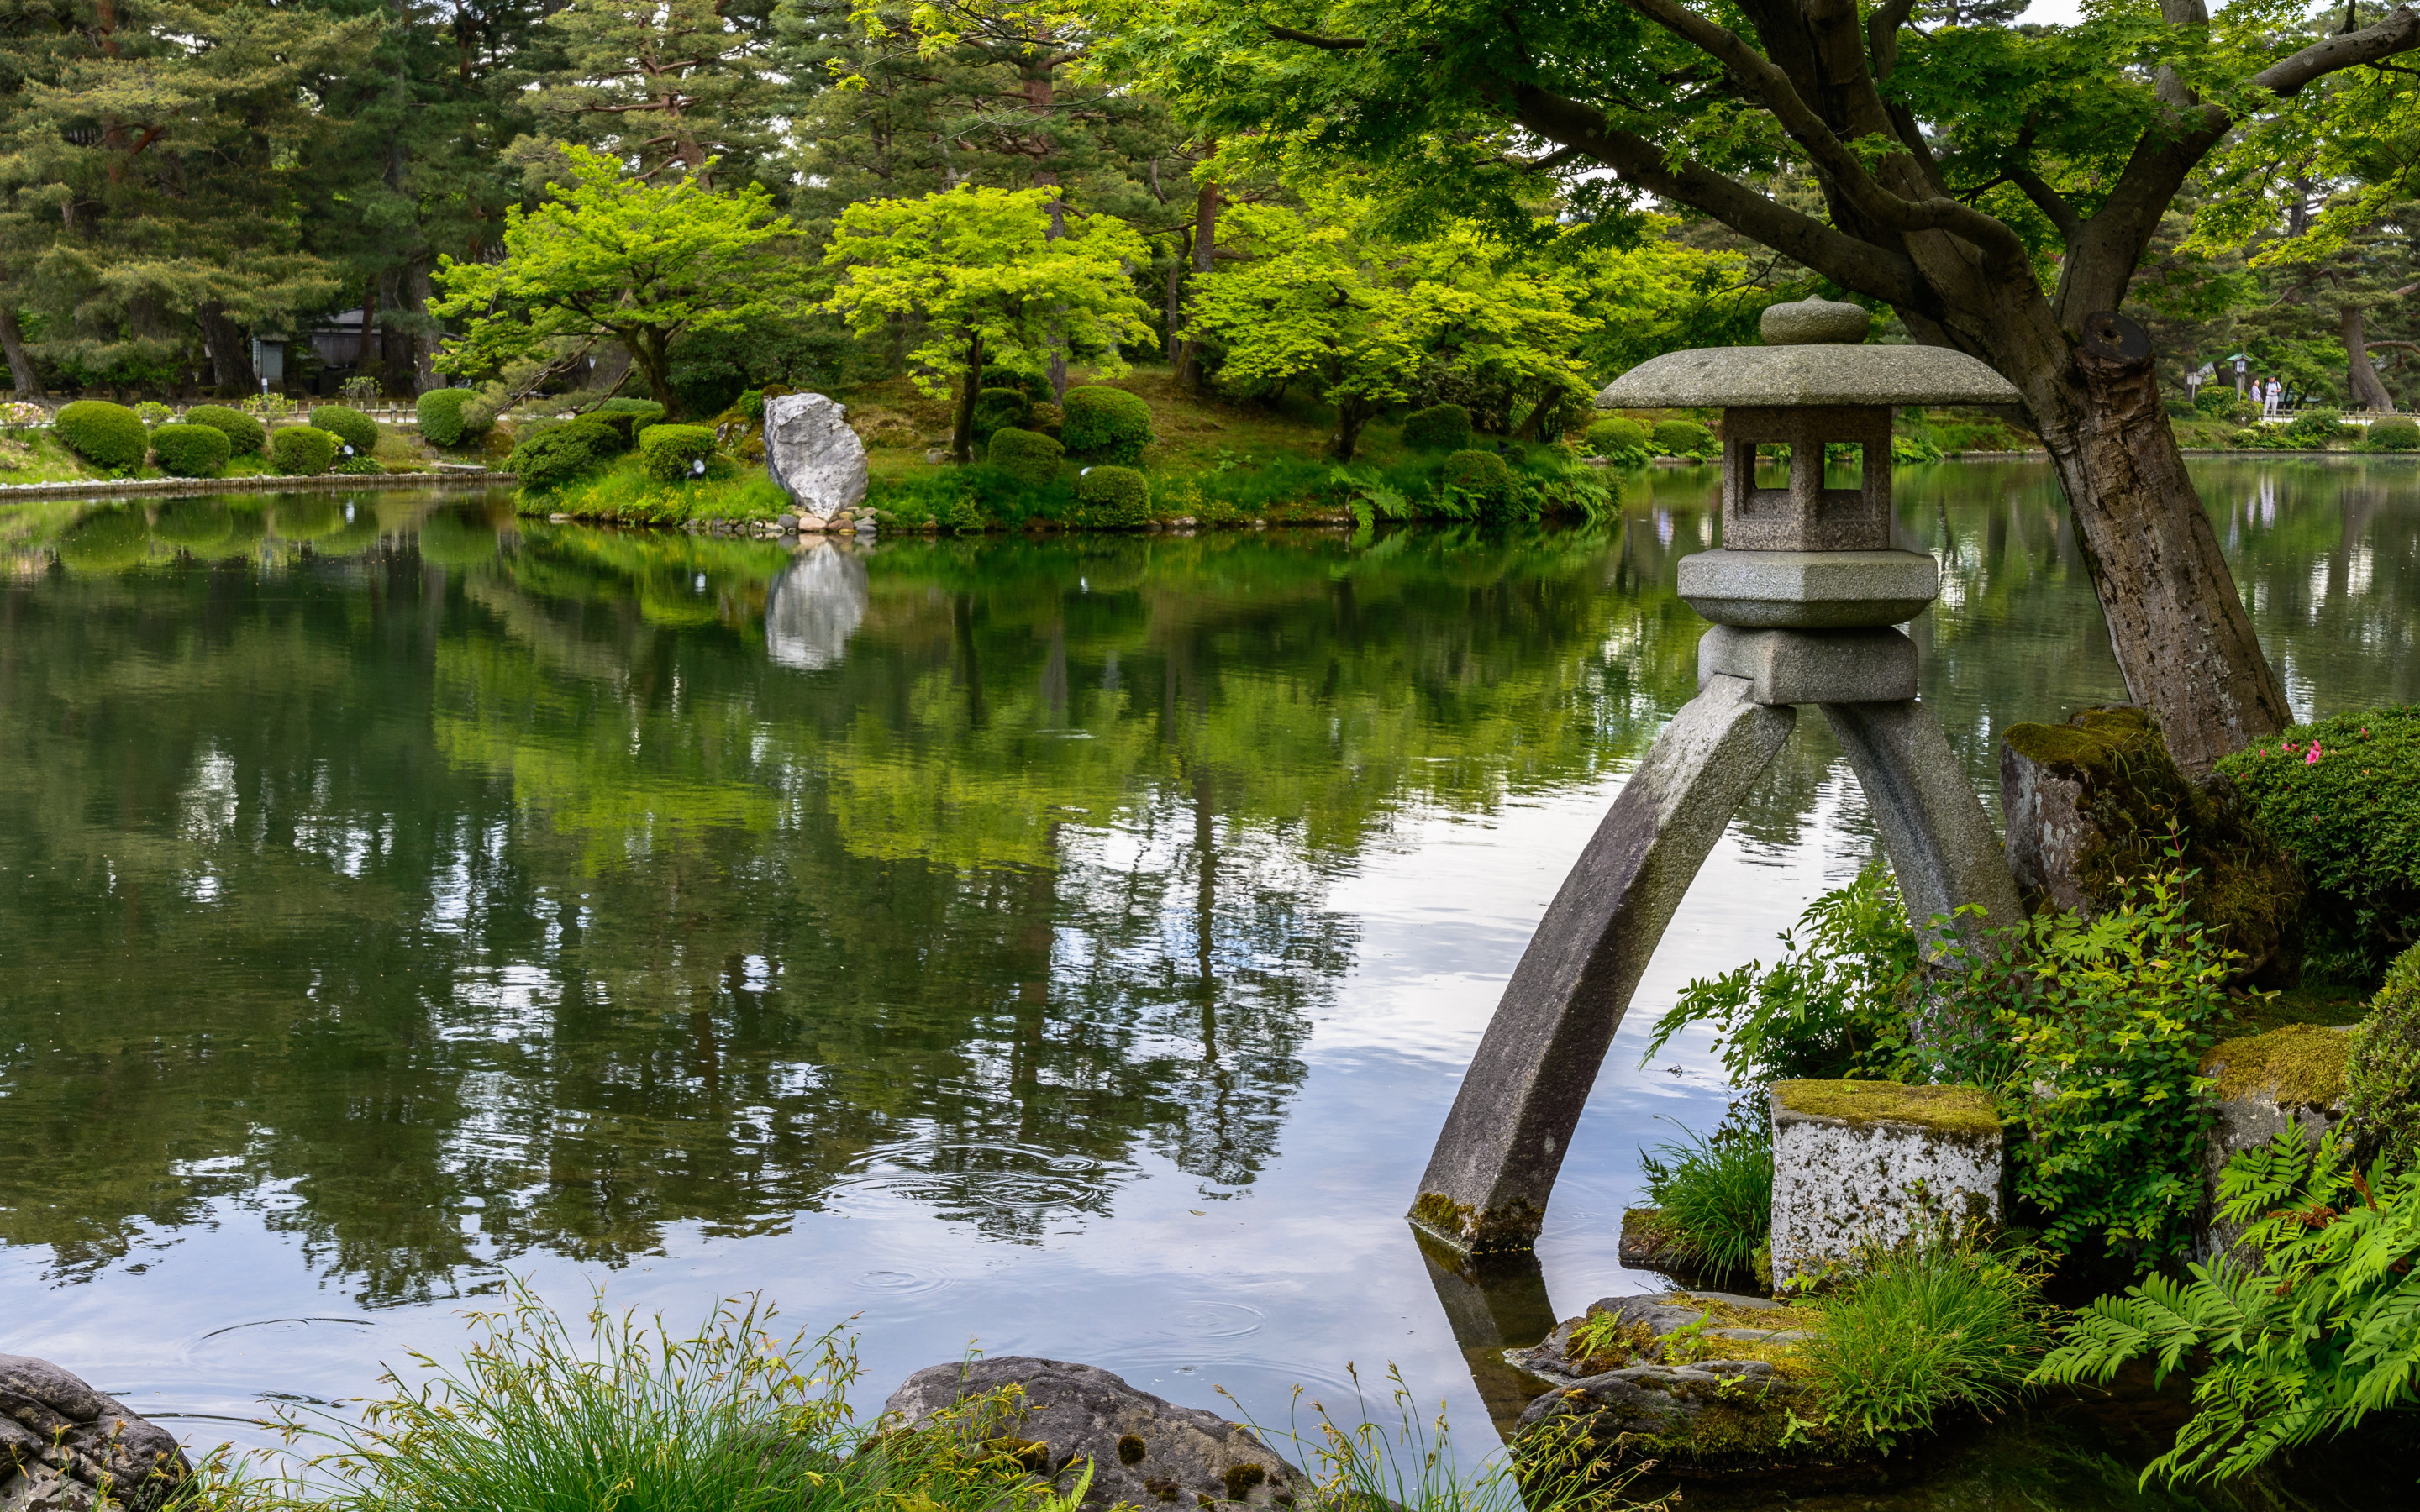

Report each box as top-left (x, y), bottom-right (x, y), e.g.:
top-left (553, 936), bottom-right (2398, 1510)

top-left (1800, 1234), bottom-right (2048, 1451)
top-left (1636, 1117), bottom-right (1771, 1278)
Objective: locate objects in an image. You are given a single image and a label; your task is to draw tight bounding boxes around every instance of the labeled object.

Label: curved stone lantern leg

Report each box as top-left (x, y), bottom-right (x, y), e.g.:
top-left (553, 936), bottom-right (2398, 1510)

top-left (1409, 297), bottom-right (2028, 1257)
top-left (1410, 675), bottom-right (1795, 1254)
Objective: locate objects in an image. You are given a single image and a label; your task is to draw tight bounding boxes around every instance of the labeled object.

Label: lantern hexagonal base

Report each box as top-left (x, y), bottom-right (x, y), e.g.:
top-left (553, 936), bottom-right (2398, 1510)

top-left (1677, 549), bottom-right (1939, 628)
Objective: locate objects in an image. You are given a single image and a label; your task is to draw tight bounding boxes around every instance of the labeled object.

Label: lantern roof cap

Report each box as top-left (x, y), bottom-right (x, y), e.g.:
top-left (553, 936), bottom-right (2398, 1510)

top-left (1597, 343), bottom-right (2022, 409)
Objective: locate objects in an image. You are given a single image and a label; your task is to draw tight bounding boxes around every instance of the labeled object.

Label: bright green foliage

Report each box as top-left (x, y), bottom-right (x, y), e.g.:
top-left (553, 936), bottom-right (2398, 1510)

top-left (1186, 188), bottom-right (1593, 464)
top-left (590, 399), bottom-right (668, 446)
top-left (1944, 871), bottom-right (2236, 1264)
top-left (186, 405), bottom-right (266, 456)
top-left (509, 419), bottom-right (624, 491)
top-left (638, 423), bottom-right (719, 483)
top-left (1402, 403), bottom-right (1473, 451)
top-left (272, 426), bottom-right (340, 476)
top-left (2214, 705), bottom-right (2420, 980)
top-left (1060, 386), bottom-right (1154, 464)
top-left (1807, 1236), bottom-right (2047, 1452)
top-left (53, 402), bottom-right (147, 472)
top-left (149, 423), bottom-right (229, 478)
top-left (432, 146), bottom-right (810, 421)
top-left (822, 186), bottom-right (1154, 460)
top-left (2368, 416), bottom-right (2420, 450)
top-left (2032, 1125), bottom-right (2420, 1485)
top-left (1637, 1120), bottom-right (1770, 1278)
top-left (134, 402), bottom-right (172, 428)
top-left (417, 390), bottom-right (491, 449)
top-left (309, 406), bottom-right (379, 456)
top-left (1890, 432), bottom-right (1944, 465)
top-left (1651, 419), bottom-right (1713, 455)
top-left (971, 386), bottom-right (1031, 441)
top-left (1586, 417), bottom-right (1650, 460)
top-left (2346, 944), bottom-right (2420, 1172)
top-left (1645, 862), bottom-right (1923, 1088)
top-left (1440, 449), bottom-right (1519, 516)
top-left (1071, 465), bottom-right (1150, 528)
top-left (331, 457), bottom-right (387, 476)
top-left (2284, 407), bottom-right (2354, 446)
top-left (987, 428), bottom-right (1064, 486)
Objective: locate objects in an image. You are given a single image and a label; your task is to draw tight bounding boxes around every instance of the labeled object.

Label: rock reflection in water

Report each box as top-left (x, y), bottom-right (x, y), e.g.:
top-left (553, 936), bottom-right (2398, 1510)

top-left (765, 544), bottom-right (869, 670)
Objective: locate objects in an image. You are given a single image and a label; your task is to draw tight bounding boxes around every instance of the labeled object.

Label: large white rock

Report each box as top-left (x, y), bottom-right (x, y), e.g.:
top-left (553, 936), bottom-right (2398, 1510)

top-left (764, 393), bottom-right (868, 516)
top-left (1767, 1080), bottom-right (2002, 1290)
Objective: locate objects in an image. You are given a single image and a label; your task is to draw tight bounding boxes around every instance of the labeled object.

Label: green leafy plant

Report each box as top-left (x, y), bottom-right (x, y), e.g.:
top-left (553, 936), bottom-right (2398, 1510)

top-left (2283, 407), bottom-right (2352, 446)
top-left (639, 423), bottom-right (719, 483)
top-left (588, 398), bottom-right (667, 446)
top-left (2214, 705), bottom-right (2420, 980)
top-left (1402, 403), bottom-right (1474, 451)
top-left (186, 404), bottom-right (266, 456)
top-left (417, 388), bottom-right (491, 449)
top-left (2031, 1124), bottom-right (2420, 1486)
top-left (54, 400), bottom-right (148, 472)
top-left (987, 428), bottom-right (1064, 486)
top-left (1071, 465), bottom-right (1149, 528)
top-left (134, 401), bottom-right (173, 427)
top-left (271, 425), bottom-right (340, 476)
top-left (1439, 449), bottom-right (1519, 517)
top-left (1636, 1117), bottom-right (1771, 1278)
top-left (1649, 418), bottom-right (1711, 455)
top-left (309, 404), bottom-right (379, 456)
top-left (1584, 416), bottom-right (1649, 460)
top-left (1644, 861), bottom-right (1923, 1087)
top-left (2346, 942), bottom-right (2420, 1171)
top-left (508, 419), bottom-right (622, 491)
top-left (1803, 1232), bottom-right (2048, 1452)
top-left (2365, 415), bottom-right (2420, 450)
top-left (971, 386), bottom-right (1032, 442)
top-left (1060, 386), bottom-right (1154, 464)
top-left (150, 422), bottom-right (231, 478)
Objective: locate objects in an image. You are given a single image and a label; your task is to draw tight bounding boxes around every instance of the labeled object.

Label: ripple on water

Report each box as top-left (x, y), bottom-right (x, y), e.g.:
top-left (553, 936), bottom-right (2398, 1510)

top-left (826, 1141), bottom-right (1125, 1222)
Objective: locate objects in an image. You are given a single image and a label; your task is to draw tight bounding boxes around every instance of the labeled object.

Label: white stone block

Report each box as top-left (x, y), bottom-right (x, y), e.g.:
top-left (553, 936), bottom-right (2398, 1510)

top-left (1767, 1080), bottom-right (2002, 1289)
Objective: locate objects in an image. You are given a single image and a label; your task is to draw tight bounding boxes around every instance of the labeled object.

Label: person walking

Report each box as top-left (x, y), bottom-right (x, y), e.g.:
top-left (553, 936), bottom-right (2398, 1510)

top-left (2265, 376), bottom-right (2283, 417)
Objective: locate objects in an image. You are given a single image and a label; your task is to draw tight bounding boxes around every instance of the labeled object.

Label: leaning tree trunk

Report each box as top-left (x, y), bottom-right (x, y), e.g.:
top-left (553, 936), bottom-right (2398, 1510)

top-left (0, 302), bottom-right (44, 396)
top-left (2344, 304), bottom-right (2396, 412)
top-left (953, 333), bottom-right (985, 463)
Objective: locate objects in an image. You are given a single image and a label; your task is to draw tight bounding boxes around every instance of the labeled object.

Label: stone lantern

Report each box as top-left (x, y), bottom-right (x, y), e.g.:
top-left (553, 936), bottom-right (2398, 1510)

top-left (1409, 299), bottom-right (2029, 1259)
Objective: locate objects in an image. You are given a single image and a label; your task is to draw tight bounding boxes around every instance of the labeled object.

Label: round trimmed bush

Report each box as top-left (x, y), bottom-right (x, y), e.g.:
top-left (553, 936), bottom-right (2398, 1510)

top-left (1586, 417), bottom-right (1650, 457)
top-left (591, 397), bottom-right (667, 447)
top-left (56, 506), bottom-right (151, 572)
top-left (185, 403), bottom-right (266, 456)
top-left (1060, 386), bottom-right (1155, 464)
top-left (638, 423), bottom-right (718, 483)
top-left (309, 404), bottom-right (379, 457)
top-left (417, 387), bottom-right (492, 448)
top-left (153, 497), bottom-right (234, 552)
top-left (2367, 415), bottom-right (2420, 450)
top-left (1652, 418), bottom-right (1714, 455)
top-left (988, 427), bottom-right (1064, 486)
top-left (508, 418), bottom-right (621, 491)
top-left (1442, 449), bottom-right (1518, 514)
top-left (55, 401), bottom-right (148, 472)
top-left (271, 424), bottom-right (340, 476)
top-left (1402, 403), bottom-right (1474, 451)
top-left (972, 386), bottom-right (1033, 442)
top-left (150, 422), bottom-right (231, 478)
top-left (1071, 465), bottom-right (1150, 528)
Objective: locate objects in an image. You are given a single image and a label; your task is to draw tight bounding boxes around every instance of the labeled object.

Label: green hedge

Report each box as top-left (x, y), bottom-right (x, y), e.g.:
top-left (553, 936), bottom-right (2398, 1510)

top-left (972, 386), bottom-right (1032, 441)
top-left (150, 422), bottom-right (231, 478)
top-left (55, 401), bottom-right (148, 472)
top-left (1652, 418), bottom-right (1714, 454)
top-left (1586, 417), bottom-right (1649, 457)
top-left (591, 397), bottom-right (667, 447)
top-left (1402, 403), bottom-right (1474, 451)
top-left (509, 418), bottom-right (623, 491)
top-left (417, 388), bottom-right (492, 448)
top-left (2367, 416), bottom-right (2420, 451)
top-left (186, 404), bottom-right (266, 456)
top-left (1442, 449), bottom-right (1518, 512)
top-left (987, 427), bottom-right (1064, 486)
top-left (272, 425), bottom-right (341, 476)
top-left (1071, 465), bottom-right (1150, 528)
top-left (2214, 704), bottom-right (2420, 979)
top-left (309, 404), bottom-right (379, 457)
top-left (638, 423), bottom-right (718, 483)
top-left (1060, 386), bottom-right (1154, 464)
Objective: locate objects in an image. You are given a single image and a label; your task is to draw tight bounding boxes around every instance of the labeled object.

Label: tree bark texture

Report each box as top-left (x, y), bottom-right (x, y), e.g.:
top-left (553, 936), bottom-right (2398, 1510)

top-left (2344, 303), bottom-right (2396, 412)
top-left (0, 302), bottom-right (44, 396)
top-left (197, 302), bottom-right (255, 393)
top-left (1176, 180), bottom-right (1220, 389)
top-left (955, 332), bottom-right (986, 463)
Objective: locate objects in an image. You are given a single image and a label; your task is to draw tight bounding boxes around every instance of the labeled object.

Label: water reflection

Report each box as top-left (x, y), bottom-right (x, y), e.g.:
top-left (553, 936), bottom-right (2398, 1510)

top-left (765, 548), bottom-right (868, 670)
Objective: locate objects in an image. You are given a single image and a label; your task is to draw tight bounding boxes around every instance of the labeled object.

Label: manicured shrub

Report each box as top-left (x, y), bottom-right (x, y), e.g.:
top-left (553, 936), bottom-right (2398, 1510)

top-left (134, 401), bottom-right (173, 428)
top-left (271, 424), bottom-right (340, 475)
top-left (1441, 449), bottom-right (1518, 513)
top-left (2214, 704), bottom-right (2420, 979)
top-left (185, 403), bottom-right (266, 456)
top-left (2283, 406), bottom-right (2352, 446)
top-left (1804, 1236), bottom-right (2046, 1451)
top-left (508, 418), bottom-right (622, 491)
top-left (971, 386), bottom-right (1032, 441)
top-left (981, 364), bottom-right (1043, 396)
top-left (2196, 385), bottom-right (2251, 420)
top-left (1060, 385), bottom-right (1154, 463)
top-left (54, 400), bottom-right (148, 472)
top-left (417, 387), bottom-right (492, 448)
top-left (587, 397), bottom-right (667, 447)
top-left (1071, 465), bottom-right (1150, 527)
top-left (1637, 1121), bottom-right (1770, 1278)
top-left (309, 403), bottom-right (379, 457)
top-left (149, 421), bottom-right (231, 478)
top-left (2344, 942), bottom-right (2420, 1172)
top-left (152, 496), bottom-right (233, 552)
top-left (1402, 402), bottom-right (1474, 451)
top-left (987, 427), bottom-right (1064, 486)
top-left (2365, 414), bottom-right (2420, 450)
top-left (638, 423), bottom-right (718, 482)
top-left (1652, 417), bottom-right (1714, 454)
top-left (1586, 416), bottom-right (1650, 457)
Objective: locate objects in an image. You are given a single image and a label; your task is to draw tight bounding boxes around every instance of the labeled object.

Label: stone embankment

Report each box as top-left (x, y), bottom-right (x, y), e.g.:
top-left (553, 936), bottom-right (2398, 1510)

top-left (0, 469), bottom-right (508, 502)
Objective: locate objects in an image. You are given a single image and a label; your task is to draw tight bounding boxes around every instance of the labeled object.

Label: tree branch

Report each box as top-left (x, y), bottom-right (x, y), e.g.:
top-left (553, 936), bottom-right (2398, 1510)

top-left (1263, 24), bottom-right (1365, 50)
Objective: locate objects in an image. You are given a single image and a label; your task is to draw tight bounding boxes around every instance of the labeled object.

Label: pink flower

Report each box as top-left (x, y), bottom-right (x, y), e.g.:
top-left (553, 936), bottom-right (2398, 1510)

top-left (2307, 741), bottom-right (2323, 765)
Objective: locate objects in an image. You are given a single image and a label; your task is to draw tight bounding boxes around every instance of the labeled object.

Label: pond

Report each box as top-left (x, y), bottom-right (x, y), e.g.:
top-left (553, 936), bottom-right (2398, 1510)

top-left (1, 463), bottom-right (2415, 1509)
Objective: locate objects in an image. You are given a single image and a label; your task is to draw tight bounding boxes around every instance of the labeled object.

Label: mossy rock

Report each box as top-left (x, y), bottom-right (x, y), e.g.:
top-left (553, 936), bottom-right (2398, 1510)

top-left (2001, 706), bottom-right (2303, 984)
top-left (2202, 1023), bottom-right (2353, 1110)
top-left (1770, 1079), bottom-right (2002, 1139)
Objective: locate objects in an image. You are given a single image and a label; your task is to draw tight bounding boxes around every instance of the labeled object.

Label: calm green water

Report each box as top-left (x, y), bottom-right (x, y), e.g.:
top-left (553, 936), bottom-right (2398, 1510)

top-left (1, 464), bottom-right (2414, 1507)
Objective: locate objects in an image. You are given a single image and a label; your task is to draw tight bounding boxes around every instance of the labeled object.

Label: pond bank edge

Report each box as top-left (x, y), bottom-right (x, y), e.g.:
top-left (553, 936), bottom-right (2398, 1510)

top-left (1, 470), bottom-right (513, 501)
